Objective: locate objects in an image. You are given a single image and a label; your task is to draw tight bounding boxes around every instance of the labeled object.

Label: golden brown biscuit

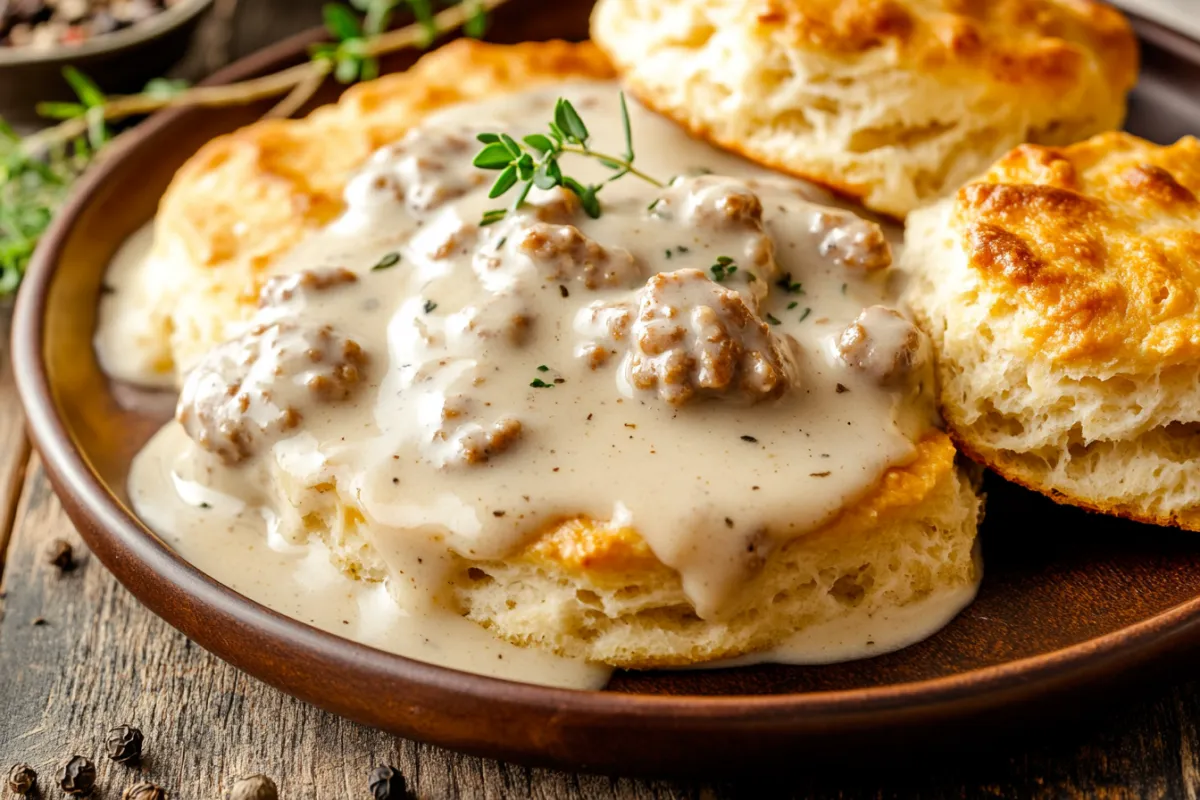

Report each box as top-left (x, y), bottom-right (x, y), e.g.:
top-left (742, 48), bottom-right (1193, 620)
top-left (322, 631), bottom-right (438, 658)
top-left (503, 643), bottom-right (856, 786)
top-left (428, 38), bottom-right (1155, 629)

top-left (591, 0), bottom-right (1137, 217)
top-left (903, 132), bottom-right (1200, 529)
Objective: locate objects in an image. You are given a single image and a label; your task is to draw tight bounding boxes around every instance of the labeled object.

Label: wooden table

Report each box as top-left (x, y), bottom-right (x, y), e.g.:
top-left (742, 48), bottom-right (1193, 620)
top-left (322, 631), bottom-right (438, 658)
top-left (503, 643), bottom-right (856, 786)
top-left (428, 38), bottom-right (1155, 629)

top-left (3, 2), bottom-right (1200, 797)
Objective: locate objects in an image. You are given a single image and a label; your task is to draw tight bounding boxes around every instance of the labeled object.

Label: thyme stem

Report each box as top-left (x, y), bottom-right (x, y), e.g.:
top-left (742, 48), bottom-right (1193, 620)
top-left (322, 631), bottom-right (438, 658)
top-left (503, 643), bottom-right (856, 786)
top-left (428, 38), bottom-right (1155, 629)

top-left (558, 145), bottom-right (665, 188)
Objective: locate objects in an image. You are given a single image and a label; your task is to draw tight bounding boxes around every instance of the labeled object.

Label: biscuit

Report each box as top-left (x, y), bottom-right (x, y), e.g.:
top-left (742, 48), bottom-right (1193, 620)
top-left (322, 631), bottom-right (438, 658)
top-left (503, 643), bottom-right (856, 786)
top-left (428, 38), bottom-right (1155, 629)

top-left (903, 132), bottom-right (1200, 529)
top-left (591, 0), bottom-right (1137, 217)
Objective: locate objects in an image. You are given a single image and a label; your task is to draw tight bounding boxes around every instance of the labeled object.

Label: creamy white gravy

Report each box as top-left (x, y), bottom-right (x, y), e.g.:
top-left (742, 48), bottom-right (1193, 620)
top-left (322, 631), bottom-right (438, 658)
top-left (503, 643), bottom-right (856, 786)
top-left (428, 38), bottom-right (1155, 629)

top-left (101, 82), bottom-right (973, 686)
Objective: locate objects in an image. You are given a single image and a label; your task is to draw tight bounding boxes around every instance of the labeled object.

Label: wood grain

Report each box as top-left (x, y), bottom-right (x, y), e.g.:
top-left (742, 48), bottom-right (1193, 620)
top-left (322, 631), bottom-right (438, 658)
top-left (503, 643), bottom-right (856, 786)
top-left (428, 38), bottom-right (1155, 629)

top-left (4, 1), bottom-right (1200, 797)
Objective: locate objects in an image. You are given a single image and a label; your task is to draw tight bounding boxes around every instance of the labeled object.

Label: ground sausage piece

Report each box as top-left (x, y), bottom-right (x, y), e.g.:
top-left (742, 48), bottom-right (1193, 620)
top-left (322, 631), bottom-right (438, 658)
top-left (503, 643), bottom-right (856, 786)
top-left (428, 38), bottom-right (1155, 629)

top-left (835, 306), bottom-right (926, 385)
top-left (516, 222), bottom-right (642, 290)
top-left (177, 322), bottom-right (368, 465)
top-left (810, 210), bottom-right (892, 271)
top-left (257, 267), bottom-right (358, 308)
top-left (626, 269), bottom-right (795, 406)
top-left (344, 126), bottom-right (486, 215)
top-left (574, 300), bottom-right (634, 369)
top-left (430, 395), bottom-right (523, 467)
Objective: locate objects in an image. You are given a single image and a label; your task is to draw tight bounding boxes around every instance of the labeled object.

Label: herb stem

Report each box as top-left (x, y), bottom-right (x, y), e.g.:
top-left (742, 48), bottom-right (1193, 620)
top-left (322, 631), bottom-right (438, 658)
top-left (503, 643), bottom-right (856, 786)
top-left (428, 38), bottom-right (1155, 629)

top-left (558, 145), bottom-right (665, 188)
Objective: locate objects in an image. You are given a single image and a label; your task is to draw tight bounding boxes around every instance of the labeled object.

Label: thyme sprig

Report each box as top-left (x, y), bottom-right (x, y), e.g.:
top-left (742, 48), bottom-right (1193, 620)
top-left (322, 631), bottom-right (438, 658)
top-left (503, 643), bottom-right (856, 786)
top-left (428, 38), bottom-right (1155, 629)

top-left (0, 0), bottom-right (506, 297)
top-left (473, 93), bottom-right (664, 225)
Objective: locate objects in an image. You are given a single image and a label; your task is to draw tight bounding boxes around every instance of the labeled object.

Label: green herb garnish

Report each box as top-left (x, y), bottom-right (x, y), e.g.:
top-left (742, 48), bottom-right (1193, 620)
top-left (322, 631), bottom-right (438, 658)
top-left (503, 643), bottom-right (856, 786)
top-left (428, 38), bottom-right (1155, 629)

top-left (765, 313), bottom-right (781, 326)
top-left (372, 251), bottom-right (401, 271)
top-left (423, 299), bottom-right (437, 313)
top-left (530, 378), bottom-right (553, 388)
top-left (537, 365), bottom-right (549, 372)
top-left (710, 256), bottom-right (737, 282)
top-left (775, 272), bottom-right (804, 294)
top-left (473, 93), bottom-right (664, 224)
top-left (798, 307), bottom-right (812, 323)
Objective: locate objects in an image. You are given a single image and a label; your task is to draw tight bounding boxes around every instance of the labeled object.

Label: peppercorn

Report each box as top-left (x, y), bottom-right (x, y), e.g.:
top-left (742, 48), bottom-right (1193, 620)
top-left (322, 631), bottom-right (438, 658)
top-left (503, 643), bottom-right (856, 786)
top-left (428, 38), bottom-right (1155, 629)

top-left (6, 763), bottom-right (36, 795)
top-left (123, 781), bottom-right (168, 800)
top-left (368, 765), bottom-right (407, 800)
top-left (46, 537), bottom-right (75, 570)
top-left (106, 724), bottom-right (144, 765)
top-left (57, 755), bottom-right (97, 796)
top-left (224, 774), bottom-right (278, 800)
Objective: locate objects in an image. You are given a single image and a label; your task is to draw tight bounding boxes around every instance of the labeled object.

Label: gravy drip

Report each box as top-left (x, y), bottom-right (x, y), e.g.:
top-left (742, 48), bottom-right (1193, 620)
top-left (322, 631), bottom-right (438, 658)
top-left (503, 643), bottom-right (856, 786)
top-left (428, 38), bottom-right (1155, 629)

top-left (111, 82), bottom-right (958, 682)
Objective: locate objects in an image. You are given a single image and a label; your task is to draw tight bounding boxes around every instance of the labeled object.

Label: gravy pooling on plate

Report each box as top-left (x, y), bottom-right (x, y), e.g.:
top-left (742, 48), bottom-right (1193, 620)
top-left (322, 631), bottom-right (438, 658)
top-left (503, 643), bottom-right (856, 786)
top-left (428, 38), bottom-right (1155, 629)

top-left (100, 82), bottom-right (979, 684)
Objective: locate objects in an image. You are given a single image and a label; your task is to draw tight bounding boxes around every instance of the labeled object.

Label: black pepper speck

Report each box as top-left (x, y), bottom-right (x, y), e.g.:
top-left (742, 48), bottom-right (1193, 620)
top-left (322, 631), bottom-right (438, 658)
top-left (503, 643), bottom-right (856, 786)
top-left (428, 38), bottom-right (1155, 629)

top-left (123, 781), bottom-right (168, 800)
top-left (368, 765), bottom-right (407, 799)
top-left (105, 724), bottom-right (144, 764)
top-left (7, 763), bottom-right (36, 795)
top-left (57, 755), bottom-right (96, 796)
top-left (224, 774), bottom-right (277, 800)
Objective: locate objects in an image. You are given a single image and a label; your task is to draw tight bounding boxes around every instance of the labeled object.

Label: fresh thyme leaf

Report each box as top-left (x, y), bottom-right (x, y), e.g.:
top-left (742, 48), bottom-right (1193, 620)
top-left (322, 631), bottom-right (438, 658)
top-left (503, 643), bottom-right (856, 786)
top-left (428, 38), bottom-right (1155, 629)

top-left (473, 142), bottom-right (512, 169)
top-left (36, 102), bottom-right (86, 121)
top-left (464, 0), bottom-right (488, 37)
top-left (63, 66), bottom-right (105, 108)
top-left (323, 3), bottom-right (363, 39)
top-left (619, 91), bottom-right (634, 163)
top-left (530, 378), bottom-right (553, 388)
top-left (523, 133), bottom-right (554, 155)
top-left (423, 299), bottom-right (437, 313)
top-left (476, 132), bottom-right (500, 144)
top-left (371, 251), bottom-right (401, 270)
top-left (555, 98), bottom-right (589, 145)
top-left (489, 164), bottom-right (518, 198)
top-left (480, 208), bottom-right (507, 226)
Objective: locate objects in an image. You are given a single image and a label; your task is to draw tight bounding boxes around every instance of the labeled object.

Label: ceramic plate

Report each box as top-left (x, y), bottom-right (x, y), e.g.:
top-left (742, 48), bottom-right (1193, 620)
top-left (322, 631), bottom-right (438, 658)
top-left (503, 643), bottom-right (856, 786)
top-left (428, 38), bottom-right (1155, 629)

top-left (14, 1), bottom-right (1200, 774)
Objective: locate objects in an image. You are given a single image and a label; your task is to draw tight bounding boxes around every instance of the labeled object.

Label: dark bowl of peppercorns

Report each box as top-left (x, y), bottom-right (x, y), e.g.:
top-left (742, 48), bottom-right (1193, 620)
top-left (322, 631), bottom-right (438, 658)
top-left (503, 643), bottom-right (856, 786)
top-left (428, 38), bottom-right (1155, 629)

top-left (0, 0), bottom-right (213, 126)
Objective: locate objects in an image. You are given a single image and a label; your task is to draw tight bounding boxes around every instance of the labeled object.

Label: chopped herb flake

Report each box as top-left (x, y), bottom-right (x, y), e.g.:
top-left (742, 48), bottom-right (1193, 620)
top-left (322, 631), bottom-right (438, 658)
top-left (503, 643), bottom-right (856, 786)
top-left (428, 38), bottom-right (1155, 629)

top-left (775, 272), bottom-right (803, 294)
top-left (765, 313), bottom-right (781, 325)
top-left (371, 251), bottom-right (401, 271)
top-left (710, 256), bottom-right (738, 282)
top-left (537, 365), bottom-right (550, 372)
top-left (798, 307), bottom-right (812, 323)
top-left (740, 435), bottom-right (758, 443)
top-left (787, 301), bottom-right (798, 310)
top-left (423, 299), bottom-right (437, 314)
top-left (530, 378), bottom-right (553, 388)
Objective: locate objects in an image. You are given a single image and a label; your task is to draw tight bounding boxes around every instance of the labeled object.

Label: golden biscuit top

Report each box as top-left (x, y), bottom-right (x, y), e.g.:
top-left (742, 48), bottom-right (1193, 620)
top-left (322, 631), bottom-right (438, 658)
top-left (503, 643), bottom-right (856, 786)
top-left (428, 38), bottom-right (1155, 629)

top-left (157, 39), bottom-right (614, 279)
top-left (951, 132), bottom-right (1200, 368)
top-left (738, 0), bottom-right (1136, 93)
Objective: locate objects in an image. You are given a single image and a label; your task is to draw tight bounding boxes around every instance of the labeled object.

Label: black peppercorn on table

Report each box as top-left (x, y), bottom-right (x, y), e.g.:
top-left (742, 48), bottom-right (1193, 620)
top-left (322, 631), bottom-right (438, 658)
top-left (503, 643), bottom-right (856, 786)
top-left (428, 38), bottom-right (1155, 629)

top-left (5, 2), bottom-right (1200, 797)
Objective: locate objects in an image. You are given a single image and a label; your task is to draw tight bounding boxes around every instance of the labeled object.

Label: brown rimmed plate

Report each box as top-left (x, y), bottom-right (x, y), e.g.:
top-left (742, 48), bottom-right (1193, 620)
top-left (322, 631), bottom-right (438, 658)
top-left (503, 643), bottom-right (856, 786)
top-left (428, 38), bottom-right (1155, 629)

top-left (13, 1), bottom-right (1200, 775)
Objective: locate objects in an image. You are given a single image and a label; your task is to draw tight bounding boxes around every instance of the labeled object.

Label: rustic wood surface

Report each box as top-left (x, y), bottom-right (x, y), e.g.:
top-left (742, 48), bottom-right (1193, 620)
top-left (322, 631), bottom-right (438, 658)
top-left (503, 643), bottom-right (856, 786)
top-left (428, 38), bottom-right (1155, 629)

top-left (4, 2), bottom-right (1200, 797)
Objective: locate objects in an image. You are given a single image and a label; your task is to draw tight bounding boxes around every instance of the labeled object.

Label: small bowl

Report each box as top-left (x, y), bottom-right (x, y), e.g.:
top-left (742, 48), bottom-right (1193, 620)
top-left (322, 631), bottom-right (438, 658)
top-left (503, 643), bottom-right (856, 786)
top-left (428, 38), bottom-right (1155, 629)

top-left (0, 0), bottom-right (214, 128)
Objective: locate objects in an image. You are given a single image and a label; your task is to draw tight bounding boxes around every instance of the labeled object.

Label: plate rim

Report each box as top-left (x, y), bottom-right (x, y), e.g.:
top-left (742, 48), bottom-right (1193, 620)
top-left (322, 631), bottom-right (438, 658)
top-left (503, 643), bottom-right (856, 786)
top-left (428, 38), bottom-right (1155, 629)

top-left (12, 8), bottom-right (1200, 761)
